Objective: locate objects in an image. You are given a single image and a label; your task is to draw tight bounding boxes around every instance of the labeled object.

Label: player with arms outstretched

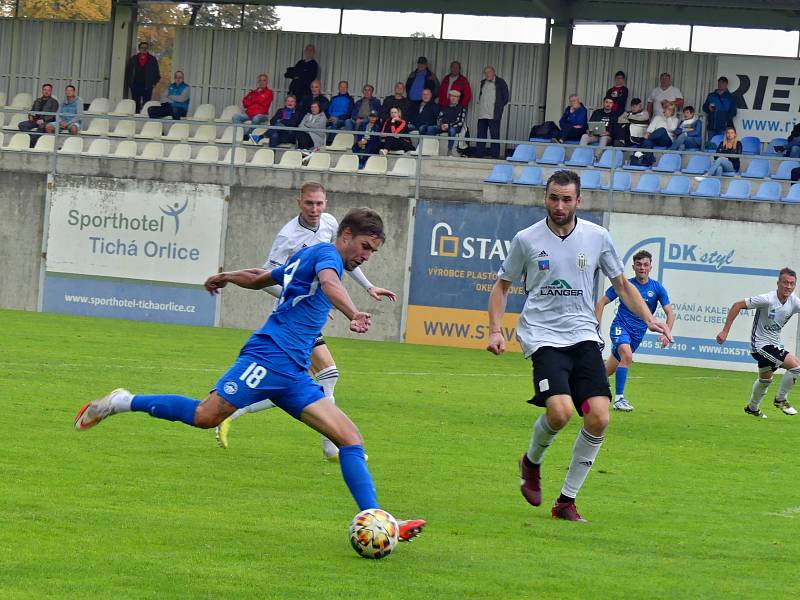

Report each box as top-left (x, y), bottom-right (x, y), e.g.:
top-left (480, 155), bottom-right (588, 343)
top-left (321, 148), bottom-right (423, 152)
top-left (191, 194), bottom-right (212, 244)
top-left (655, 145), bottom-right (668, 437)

top-left (487, 170), bottom-right (672, 522)
top-left (216, 181), bottom-right (397, 459)
top-left (75, 208), bottom-right (425, 541)
top-left (716, 267), bottom-right (800, 417)
top-left (595, 250), bottom-right (675, 411)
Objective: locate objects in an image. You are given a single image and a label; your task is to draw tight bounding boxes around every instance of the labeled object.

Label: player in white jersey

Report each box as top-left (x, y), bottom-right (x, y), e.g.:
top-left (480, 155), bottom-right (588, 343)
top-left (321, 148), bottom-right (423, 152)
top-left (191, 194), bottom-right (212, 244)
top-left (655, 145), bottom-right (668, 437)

top-left (716, 268), bottom-right (800, 417)
top-left (215, 181), bottom-right (397, 457)
top-left (486, 170), bottom-right (672, 522)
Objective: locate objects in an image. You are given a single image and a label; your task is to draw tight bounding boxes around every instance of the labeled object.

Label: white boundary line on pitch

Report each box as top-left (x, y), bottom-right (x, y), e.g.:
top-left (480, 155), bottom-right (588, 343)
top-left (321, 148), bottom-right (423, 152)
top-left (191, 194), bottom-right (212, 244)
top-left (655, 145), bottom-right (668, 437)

top-left (765, 507), bottom-right (800, 518)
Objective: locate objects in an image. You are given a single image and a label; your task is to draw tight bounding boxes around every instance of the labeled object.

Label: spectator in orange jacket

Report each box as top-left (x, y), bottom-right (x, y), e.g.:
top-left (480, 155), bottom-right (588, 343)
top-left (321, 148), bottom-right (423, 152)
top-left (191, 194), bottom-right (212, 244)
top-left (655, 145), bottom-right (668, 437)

top-left (438, 61), bottom-right (471, 109)
top-left (232, 73), bottom-right (274, 139)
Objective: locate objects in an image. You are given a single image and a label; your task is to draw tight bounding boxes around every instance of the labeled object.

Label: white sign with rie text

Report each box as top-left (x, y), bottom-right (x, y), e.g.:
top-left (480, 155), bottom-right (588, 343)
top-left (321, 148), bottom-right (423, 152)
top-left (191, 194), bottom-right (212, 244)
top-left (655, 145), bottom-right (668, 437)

top-left (46, 177), bottom-right (225, 285)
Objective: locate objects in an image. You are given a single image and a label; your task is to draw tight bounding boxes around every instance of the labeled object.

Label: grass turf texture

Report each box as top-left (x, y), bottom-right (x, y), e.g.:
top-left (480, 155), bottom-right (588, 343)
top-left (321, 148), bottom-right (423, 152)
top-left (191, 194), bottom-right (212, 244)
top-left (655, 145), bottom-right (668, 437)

top-left (1, 309), bottom-right (799, 599)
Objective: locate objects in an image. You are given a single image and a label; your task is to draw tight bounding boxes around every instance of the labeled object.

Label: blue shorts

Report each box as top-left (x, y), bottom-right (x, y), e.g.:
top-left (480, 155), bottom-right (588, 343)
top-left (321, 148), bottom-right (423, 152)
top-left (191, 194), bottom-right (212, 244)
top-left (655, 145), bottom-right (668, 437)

top-left (610, 324), bottom-right (643, 361)
top-left (214, 336), bottom-right (325, 420)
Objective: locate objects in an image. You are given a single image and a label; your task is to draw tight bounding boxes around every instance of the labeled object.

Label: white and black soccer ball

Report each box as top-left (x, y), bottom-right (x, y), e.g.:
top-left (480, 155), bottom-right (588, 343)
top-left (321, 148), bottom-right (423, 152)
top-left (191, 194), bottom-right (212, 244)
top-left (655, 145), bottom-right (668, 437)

top-left (348, 508), bottom-right (399, 559)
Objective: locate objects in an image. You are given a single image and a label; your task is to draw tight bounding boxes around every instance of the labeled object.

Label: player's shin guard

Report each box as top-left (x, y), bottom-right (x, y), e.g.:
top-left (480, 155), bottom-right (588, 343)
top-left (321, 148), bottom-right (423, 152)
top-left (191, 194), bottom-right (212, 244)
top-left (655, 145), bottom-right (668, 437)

top-left (615, 367), bottom-right (628, 397)
top-left (229, 399), bottom-right (276, 422)
top-left (775, 367), bottom-right (800, 402)
top-left (131, 394), bottom-right (200, 426)
top-left (527, 414), bottom-right (558, 465)
top-left (339, 444), bottom-right (378, 510)
top-left (561, 428), bottom-right (604, 499)
top-left (749, 377), bottom-right (772, 410)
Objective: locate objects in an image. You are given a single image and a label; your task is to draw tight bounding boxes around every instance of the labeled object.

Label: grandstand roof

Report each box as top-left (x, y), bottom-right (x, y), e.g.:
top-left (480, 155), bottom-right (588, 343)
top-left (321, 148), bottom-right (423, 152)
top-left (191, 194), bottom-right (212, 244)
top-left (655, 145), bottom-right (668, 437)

top-left (225, 0), bottom-right (800, 29)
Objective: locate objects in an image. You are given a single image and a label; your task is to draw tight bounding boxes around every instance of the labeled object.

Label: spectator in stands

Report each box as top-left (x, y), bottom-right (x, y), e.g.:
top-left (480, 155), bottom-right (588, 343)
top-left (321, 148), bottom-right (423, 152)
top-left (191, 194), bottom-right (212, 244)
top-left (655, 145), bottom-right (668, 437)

top-left (147, 70), bottom-right (190, 120)
top-left (295, 100), bottom-right (327, 152)
top-left (126, 41), bottom-right (160, 113)
top-left (380, 106), bottom-right (414, 154)
top-left (647, 72), bottom-right (683, 119)
top-left (406, 57), bottom-right (439, 105)
top-left (704, 126), bottom-right (742, 176)
top-left (45, 84), bottom-right (81, 136)
top-left (345, 84), bottom-right (381, 131)
top-left (285, 44), bottom-right (319, 100)
top-left (580, 97), bottom-right (618, 148)
top-left (262, 95), bottom-right (301, 148)
top-left (702, 77), bottom-right (737, 140)
top-left (475, 66), bottom-right (509, 159)
top-left (327, 80), bottom-right (354, 132)
top-left (352, 110), bottom-right (382, 168)
top-left (438, 89), bottom-right (467, 156)
top-left (438, 61), bottom-right (471, 108)
top-left (605, 70), bottom-right (628, 117)
top-left (232, 73), bottom-right (274, 140)
top-left (612, 98), bottom-right (649, 147)
top-left (18, 82), bottom-right (58, 147)
top-left (555, 94), bottom-right (588, 143)
top-left (411, 88), bottom-right (439, 135)
top-left (670, 106), bottom-right (703, 151)
top-left (380, 82), bottom-right (413, 123)
top-left (784, 123), bottom-right (800, 158)
top-left (641, 101), bottom-right (679, 148)
top-left (297, 80), bottom-right (329, 119)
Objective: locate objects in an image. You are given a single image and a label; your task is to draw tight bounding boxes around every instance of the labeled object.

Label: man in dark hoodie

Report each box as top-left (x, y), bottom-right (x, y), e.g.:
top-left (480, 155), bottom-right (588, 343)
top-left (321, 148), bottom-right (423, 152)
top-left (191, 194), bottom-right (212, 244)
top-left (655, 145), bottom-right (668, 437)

top-left (18, 82), bottom-right (59, 147)
top-left (703, 76), bottom-right (737, 140)
top-left (285, 44), bottom-right (319, 101)
top-left (380, 82), bottom-right (414, 122)
top-left (298, 79), bottom-right (329, 119)
top-left (263, 95), bottom-right (301, 148)
top-left (411, 88), bottom-right (439, 135)
top-left (126, 41), bottom-right (161, 113)
top-left (406, 57), bottom-right (439, 105)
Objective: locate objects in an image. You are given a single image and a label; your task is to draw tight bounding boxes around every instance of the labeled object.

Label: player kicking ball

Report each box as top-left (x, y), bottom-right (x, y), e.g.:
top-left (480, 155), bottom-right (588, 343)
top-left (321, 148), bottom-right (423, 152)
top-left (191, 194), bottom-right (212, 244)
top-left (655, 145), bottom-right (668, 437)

top-left (487, 170), bottom-right (672, 522)
top-left (216, 181), bottom-right (396, 460)
top-left (75, 208), bottom-right (425, 542)
top-left (595, 250), bottom-right (675, 411)
top-left (716, 267), bottom-right (800, 418)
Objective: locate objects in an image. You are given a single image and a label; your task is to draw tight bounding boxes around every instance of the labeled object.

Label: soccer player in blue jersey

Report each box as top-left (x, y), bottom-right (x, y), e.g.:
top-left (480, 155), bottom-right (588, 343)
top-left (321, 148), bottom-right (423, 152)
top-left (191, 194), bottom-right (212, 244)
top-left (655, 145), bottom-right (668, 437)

top-left (74, 207), bottom-right (425, 542)
top-left (595, 250), bottom-right (675, 411)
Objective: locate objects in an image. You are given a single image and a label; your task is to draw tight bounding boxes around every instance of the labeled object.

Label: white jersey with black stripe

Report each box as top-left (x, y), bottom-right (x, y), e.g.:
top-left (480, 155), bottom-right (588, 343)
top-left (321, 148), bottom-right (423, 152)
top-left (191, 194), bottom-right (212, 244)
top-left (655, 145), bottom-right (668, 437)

top-left (498, 217), bottom-right (625, 357)
top-left (744, 291), bottom-right (800, 351)
top-left (263, 213), bottom-right (338, 269)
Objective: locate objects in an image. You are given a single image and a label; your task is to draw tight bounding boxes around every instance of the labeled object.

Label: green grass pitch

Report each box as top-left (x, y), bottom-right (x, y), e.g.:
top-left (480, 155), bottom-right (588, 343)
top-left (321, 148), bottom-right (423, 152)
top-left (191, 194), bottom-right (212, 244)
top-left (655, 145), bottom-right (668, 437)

top-left (1, 309), bottom-right (798, 599)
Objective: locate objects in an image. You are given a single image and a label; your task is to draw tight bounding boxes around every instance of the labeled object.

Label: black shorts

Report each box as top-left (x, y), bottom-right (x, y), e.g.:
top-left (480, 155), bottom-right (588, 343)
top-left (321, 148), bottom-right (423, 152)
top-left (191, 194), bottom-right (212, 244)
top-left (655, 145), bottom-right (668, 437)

top-left (529, 341), bottom-right (611, 416)
top-left (313, 335), bottom-right (326, 349)
top-left (751, 345), bottom-right (788, 371)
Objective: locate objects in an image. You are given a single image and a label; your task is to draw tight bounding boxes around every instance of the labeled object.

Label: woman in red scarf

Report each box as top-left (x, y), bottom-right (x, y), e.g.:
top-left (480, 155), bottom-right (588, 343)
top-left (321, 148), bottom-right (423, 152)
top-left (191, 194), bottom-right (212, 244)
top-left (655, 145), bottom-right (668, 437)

top-left (380, 107), bottom-right (415, 153)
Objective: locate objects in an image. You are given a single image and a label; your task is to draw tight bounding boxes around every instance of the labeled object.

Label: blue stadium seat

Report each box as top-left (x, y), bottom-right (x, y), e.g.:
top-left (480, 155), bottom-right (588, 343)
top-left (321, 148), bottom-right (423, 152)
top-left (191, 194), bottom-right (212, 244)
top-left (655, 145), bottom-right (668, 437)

top-left (484, 164), bottom-right (514, 184)
top-left (513, 166), bottom-right (543, 186)
top-left (740, 136), bottom-right (761, 155)
top-left (594, 149), bottom-right (623, 169)
top-left (536, 145), bottom-right (565, 165)
top-left (765, 138), bottom-right (789, 156)
top-left (603, 171), bottom-right (631, 191)
top-left (741, 159), bottom-right (770, 179)
top-left (581, 170), bottom-right (602, 189)
top-left (630, 173), bottom-right (661, 194)
top-left (507, 144), bottom-right (537, 163)
top-left (721, 179), bottom-right (751, 200)
top-left (652, 153), bottom-right (682, 173)
top-left (661, 175), bottom-right (691, 196)
top-left (704, 134), bottom-right (724, 152)
top-left (782, 183), bottom-right (800, 202)
top-left (690, 177), bottom-right (722, 197)
top-left (681, 154), bottom-right (711, 175)
top-left (564, 146), bottom-right (594, 167)
top-left (772, 160), bottom-right (799, 180)
top-left (752, 181), bottom-right (782, 202)
top-left (623, 152), bottom-right (649, 171)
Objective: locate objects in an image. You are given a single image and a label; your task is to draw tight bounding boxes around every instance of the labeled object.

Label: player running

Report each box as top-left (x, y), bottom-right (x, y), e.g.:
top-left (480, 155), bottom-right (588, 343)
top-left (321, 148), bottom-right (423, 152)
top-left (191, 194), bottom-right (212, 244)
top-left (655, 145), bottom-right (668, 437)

top-left (486, 170), bottom-right (672, 522)
top-left (74, 208), bottom-right (426, 542)
top-left (216, 181), bottom-right (397, 459)
top-left (595, 250), bottom-right (675, 412)
top-left (716, 267), bottom-right (800, 418)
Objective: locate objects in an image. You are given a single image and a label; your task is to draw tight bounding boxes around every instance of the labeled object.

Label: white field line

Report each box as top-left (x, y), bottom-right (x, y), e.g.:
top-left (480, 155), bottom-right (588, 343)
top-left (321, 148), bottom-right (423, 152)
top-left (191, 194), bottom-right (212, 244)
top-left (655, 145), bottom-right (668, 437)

top-left (765, 506), bottom-right (800, 518)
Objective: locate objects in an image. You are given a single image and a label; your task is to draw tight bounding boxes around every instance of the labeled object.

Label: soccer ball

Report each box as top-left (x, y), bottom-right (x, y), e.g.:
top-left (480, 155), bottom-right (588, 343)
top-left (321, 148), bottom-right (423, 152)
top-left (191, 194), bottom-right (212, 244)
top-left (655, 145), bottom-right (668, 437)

top-left (348, 508), bottom-right (399, 559)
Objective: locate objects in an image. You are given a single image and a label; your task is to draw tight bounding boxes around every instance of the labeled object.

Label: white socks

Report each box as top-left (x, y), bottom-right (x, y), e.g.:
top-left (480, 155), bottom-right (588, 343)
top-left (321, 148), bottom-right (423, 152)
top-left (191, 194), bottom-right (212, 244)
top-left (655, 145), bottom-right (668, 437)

top-left (526, 414), bottom-right (558, 465)
top-left (110, 389), bottom-right (133, 413)
top-left (748, 377), bottom-right (772, 410)
top-left (776, 367), bottom-right (800, 402)
top-left (315, 366), bottom-right (339, 403)
top-left (561, 428), bottom-right (604, 499)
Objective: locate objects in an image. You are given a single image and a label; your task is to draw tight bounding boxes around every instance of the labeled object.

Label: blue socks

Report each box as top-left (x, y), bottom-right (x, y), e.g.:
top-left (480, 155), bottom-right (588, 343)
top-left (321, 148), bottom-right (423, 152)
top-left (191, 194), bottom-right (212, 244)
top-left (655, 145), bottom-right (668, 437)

top-left (615, 367), bottom-right (628, 397)
top-left (339, 444), bottom-right (378, 510)
top-left (131, 394), bottom-right (200, 426)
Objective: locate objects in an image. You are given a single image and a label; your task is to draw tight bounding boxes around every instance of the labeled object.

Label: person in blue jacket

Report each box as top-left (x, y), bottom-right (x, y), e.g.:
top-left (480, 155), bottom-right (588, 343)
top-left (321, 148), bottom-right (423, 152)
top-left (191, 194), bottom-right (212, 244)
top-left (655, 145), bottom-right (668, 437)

top-left (555, 94), bottom-right (588, 143)
top-left (702, 77), bottom-right (737, 140)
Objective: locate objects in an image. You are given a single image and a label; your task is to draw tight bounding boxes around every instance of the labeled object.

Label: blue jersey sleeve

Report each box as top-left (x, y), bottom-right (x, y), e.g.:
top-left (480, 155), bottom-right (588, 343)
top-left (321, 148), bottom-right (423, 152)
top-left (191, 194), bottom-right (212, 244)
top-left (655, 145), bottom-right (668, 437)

top-left (657, 282), bottom-right (670, 307)
top-left (269, 264), bottom-right (286, 286)
top-left (313, 244), bottom-right (343, 278)
top-left (605, 285), bottom-right (618, 302)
